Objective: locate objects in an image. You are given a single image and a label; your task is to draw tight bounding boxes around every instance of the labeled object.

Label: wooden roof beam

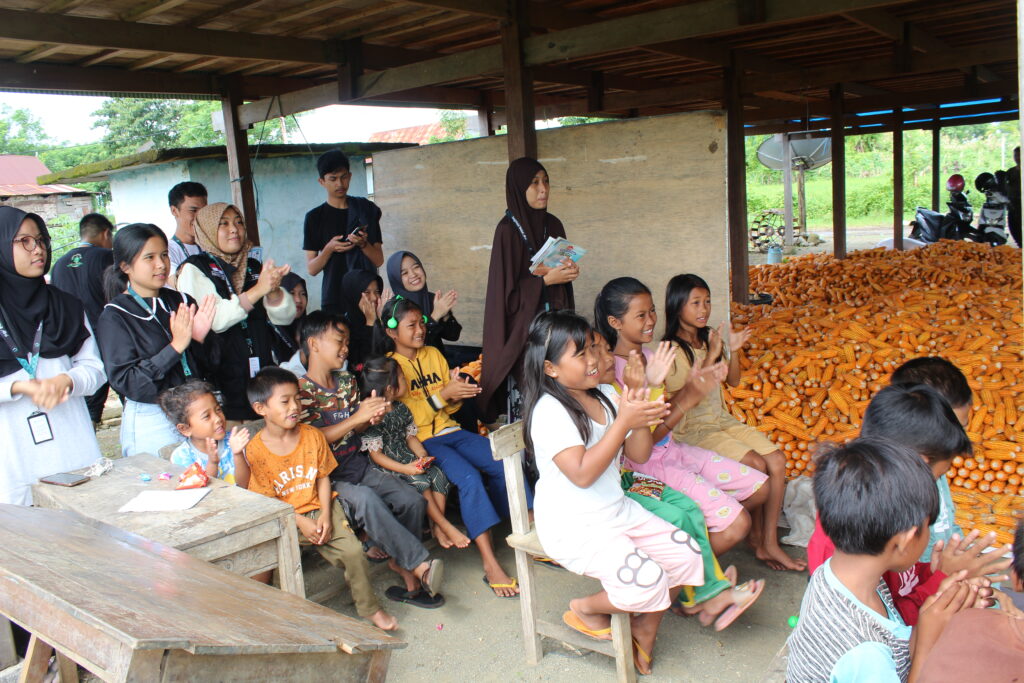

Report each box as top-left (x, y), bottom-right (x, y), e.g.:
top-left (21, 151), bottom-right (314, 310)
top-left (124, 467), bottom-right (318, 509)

top-left (236, 0), bottom-right (349, 33)
top-left (184, 0), bottom-right (269, 28)
top-left (15, 44), bottom-right (65, 64)
top-left (843, 8), bottom-right (1002, 82)
top-left (120, 0), bottom-right (191, 22)
top-left (0, 8), bottom-right (338, 64)
top-left (397, 0), bottom-right (507, 20)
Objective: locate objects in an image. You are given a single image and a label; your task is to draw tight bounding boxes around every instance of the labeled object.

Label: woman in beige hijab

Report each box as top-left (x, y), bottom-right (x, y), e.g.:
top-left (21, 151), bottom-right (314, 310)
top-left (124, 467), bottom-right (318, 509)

top-left (176, 203), bottom-right (294, 420)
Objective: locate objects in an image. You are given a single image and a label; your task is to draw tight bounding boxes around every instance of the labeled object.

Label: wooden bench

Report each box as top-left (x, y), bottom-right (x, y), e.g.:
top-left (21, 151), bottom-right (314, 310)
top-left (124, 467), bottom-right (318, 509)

top-left (489, 422), bottom-right (635, 683)
top-left (0, 504), bottom-right (404, 682)
top-left (32, 454), bottom-right (305, 598)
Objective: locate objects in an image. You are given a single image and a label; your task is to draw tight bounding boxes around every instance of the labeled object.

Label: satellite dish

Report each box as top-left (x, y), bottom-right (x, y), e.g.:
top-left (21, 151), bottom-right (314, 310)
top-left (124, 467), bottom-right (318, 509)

top-left (757, 135), bottom-right (832, 171)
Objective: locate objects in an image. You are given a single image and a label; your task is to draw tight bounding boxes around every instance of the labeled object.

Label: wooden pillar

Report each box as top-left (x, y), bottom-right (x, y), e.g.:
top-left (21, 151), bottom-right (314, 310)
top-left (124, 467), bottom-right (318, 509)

top-left (782, 133), bottom-right (794, 246)
top-left (931, 122), bottom-right (941, 212)
top-left (724, 61), bottom-right (749, 303)
top-left (893, 117), bottom-right (904, 250)
top-left (500, 3), bottom-right (536, 160)
top-left (830, 83), bottom-right (846, 259)
top-left (1019, 0), bottom-right (1024, 229)
top-left (221, 82), bottom-right (259, 245)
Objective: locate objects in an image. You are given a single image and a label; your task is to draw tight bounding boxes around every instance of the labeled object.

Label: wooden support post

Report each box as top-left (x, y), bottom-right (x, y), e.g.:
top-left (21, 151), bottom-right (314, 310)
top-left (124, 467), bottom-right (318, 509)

top-left (931, 122), bottom-right (941, 212)
top-left (797, 168), bottom-right (807, 237)
top-left (830, 83), bottom-right (847, 259)
top-left (221, 81), bottom-right (259, 246)
top-left (893, 117), bottom-right (904, 250)
top-left (725, 61), bottom-right (749, 303)
top-left (781, 133), bottom-right (794, 246)
top-left (474, 92), bottom-right (494, 137)
top-left (500, 2), bottom-right (537, 160)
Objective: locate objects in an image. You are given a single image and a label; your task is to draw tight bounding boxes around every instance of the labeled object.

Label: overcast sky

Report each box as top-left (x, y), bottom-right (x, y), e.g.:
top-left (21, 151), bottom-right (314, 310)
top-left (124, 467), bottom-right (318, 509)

top-left (0, 91), bottom-right (445, 147)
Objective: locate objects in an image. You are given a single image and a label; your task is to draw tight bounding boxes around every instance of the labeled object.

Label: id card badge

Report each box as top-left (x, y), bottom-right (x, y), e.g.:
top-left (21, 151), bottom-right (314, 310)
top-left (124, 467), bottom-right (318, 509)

top-left (248, 357), bottom-right (261, 378)
top-left (28, 411), bottom-right (53, 445)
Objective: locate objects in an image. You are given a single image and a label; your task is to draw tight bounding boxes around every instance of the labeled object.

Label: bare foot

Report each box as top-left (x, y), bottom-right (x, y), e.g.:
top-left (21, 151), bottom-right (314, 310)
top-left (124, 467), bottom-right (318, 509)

top-left (368, 609), bottom-right (398, 631)
top-left (484, 566), bottom-right (520, 597)
top-left (690, 590), bottom-right (734, 626)
top-left (441, 522), bottom-right (471, 549)
top-left (756, 543), bottom-right (807, 572)
top-left (365, 545), bottom-right (389, 561)
top-left (432, 523), bottom-right (453, 549)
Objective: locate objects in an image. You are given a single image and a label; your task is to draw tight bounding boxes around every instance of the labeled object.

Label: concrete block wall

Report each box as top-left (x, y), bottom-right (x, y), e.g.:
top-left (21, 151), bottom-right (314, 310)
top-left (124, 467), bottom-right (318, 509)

top-left (372, 110), bottom-right (731, 346)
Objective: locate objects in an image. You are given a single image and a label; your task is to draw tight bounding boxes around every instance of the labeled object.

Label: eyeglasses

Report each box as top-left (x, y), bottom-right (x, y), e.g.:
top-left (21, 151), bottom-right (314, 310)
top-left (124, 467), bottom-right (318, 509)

top-left (12, 235), bottom-right (50, 252)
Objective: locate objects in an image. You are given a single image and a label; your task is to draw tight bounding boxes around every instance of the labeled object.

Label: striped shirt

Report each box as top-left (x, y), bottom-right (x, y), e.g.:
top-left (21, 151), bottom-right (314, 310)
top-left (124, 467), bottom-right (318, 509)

top-left (787, 560), bottom-right (912, 682)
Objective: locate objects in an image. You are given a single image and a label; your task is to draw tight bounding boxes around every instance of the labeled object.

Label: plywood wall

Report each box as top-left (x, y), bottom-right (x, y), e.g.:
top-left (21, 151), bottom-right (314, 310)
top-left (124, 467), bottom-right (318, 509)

top-left (372, 110), bottom-right (730, 346)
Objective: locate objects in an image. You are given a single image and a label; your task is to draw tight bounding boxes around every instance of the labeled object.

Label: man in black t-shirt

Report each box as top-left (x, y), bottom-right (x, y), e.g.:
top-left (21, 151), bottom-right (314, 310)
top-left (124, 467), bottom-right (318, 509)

top-left (303, 150), bottom-right (384, 313)
top-left (51, 212), bottom-right (115, 423)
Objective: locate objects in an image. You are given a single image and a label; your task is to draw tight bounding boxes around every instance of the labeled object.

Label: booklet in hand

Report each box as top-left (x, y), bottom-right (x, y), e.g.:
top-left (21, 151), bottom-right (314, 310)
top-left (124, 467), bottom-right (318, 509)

top-left (529, 236), bottom-right (587, 274)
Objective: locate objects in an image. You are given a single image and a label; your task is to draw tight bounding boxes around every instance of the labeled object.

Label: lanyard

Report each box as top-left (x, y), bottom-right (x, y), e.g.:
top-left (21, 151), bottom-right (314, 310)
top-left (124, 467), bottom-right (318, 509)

top-left (205, 255), bottom-right (257, 356)
top-left (0, 318), bottom-right (43, 379)
top-left (126, 287), bottom-right (193, 378)
top-left (505, 210), bottom-right (547, 256)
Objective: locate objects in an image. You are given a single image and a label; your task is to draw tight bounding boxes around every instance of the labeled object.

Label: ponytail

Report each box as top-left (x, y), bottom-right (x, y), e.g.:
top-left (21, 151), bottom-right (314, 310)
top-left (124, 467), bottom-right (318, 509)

top-left (107, 223), bottom-right (168, 302)
top-left (593, 277), bottom-right (651, 349)
top-left (372, 296), bottom-right (424, 356)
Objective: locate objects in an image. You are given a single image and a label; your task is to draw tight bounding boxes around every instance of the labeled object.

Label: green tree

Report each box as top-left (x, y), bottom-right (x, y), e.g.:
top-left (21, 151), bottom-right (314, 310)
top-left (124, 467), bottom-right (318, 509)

top-left (557, 115), bottom-right (613, 127)
top-left (428, 110), bottom-right (469, 143)
top-left (0, 106), bottom-right (50, 155)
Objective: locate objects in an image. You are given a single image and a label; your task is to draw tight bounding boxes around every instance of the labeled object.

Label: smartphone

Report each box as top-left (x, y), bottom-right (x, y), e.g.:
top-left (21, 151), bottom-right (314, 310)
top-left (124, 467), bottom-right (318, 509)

top-left (39, 472), bottom-right (90, 487)
top-left (458, 372), bottom-right (479, 385)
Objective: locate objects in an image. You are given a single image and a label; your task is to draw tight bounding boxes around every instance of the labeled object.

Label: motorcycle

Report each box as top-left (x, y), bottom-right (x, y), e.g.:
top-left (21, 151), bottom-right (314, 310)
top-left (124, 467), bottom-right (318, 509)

top-left (972, 171), bottom-right (1010, 246)
top-left (909, 174), bottom-right (975, 243)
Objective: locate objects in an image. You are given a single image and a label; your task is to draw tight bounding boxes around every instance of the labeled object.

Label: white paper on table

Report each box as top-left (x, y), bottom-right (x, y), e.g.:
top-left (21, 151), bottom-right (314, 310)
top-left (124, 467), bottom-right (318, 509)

top-left (118, 488), bottom-right (211, 512)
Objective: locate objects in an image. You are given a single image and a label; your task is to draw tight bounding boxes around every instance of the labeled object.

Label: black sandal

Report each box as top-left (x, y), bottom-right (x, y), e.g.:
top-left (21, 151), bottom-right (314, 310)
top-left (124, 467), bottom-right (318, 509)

top-left (385, 585), bottom-right (445, 608)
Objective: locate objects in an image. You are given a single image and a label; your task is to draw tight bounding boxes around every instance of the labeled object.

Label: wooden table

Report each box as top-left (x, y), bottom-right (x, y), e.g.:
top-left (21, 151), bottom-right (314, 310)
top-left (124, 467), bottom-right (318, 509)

top-left (32, 454), bottom-right (305, 598)
top-left (0, 504), bottom-right (403, 682)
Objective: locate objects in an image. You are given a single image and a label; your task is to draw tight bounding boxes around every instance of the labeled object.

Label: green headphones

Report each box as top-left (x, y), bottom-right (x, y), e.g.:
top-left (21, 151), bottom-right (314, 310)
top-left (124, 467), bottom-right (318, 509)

top-left (386, 295), bottom-right (428, 329)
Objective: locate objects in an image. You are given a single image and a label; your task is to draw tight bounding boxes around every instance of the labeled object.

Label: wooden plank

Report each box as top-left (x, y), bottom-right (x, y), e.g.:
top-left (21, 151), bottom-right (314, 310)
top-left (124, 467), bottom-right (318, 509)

top-left (501, 6), bottom-right (536, 161)
top-left (276, 515), bottom-right (307, 599)
top-left (15, 44), bottom-right (64, 64)
top-left (536, 619), bottom-right (615, 657)
top-left (725, 63), bottom-right (749, 303)
top-left (0, 7), bottom-right (334, 64)
top-left (221, 82), bottom-right (260, 246)
top-left (121, 0), bottom-right (191, 22)
top-left (18, 635), bottom-right (52, 683)
top-left (782, 134), bottom-right (794, 246)
top-left (55, 651), bottom-right (78, 683)
top-left (893, 117), bottom-right (904, 250)
top-left (0, 618), bottom-right (17, 670)
top-left (831, 83), bottom-right (847, 259)
top-left (399, 0), bottom-right (507, 19)
top-left (207, 539), bottom-right (278, 577)
top-left (931, 123), bottom-right (941, 212)
top-left (0, 505), bottom-right (404, 655)
top-left (521, 0), bottom-right (919, 67)
top-left (610, 612), bottom-right (636, 683)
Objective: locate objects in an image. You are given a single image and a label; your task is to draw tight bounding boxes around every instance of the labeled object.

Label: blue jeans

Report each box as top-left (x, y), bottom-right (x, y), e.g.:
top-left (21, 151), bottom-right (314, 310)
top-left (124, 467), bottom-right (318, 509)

top-left (121, 399), bottom-right (183, 458)
top-left (423, 429), bottom-right (533, 539)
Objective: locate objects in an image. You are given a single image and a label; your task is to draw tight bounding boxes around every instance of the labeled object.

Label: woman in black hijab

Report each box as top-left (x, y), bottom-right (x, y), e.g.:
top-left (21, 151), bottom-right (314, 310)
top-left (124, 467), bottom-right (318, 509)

top-left (385, 250), bottom-right (461, 357)
top-left (0, 206), bottom-right (105, 505)
top-left (479, 157), bottom-right (580, 422)
top-left (339, 269), bottom-right (384, 372)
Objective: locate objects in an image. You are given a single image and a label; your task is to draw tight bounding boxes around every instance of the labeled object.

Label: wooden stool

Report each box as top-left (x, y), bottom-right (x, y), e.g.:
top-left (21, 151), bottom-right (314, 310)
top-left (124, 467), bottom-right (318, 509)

top-left (489, 422), bottom-right (636, 683)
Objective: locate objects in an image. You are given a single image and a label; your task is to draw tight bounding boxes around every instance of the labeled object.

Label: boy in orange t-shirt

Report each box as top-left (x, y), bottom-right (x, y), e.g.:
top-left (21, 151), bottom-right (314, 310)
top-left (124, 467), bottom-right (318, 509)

top-left (245, 367), bottom-right (397, 632)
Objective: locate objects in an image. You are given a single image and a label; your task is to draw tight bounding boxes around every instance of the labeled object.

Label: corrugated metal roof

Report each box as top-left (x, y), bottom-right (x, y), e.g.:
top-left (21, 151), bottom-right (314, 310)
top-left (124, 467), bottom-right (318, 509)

top-left (0, 155), bottom-right (89, 196)
top-left (368, 122), bottom-right (447, 145)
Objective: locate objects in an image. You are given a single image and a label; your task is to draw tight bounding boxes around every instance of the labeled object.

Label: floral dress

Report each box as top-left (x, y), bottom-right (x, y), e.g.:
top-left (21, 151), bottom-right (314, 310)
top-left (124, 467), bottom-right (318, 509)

top-left (360, 402), bottom-right (451, 495)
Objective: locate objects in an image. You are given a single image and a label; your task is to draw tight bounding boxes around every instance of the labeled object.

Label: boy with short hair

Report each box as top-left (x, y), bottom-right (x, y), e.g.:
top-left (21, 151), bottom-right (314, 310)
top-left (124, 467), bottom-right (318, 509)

top-left (890, 356), bottom-right (973, 427)
top-left (244, 367), bottom-right (398, 631)
top-left (298, 312), bottom-right (444, 607)
top-left (808, 384), bottom-right (1009, 624)
top-left (788, 437), bottom-right (976, 682)
top-left (167, 181), bottom-right (208, 283)
top-left (303, 150), bottom-right (384, 314)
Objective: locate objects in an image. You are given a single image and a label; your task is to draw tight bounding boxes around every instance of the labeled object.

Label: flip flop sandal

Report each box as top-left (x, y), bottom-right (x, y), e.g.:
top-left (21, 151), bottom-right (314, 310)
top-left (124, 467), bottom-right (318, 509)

top-left (562, 610), bottom-right (612, 641)
top-left (713, 579), bottom-right (765, 632)
top-left (533, 556), bottom-right (563, 568)
top-left (362, 541), bottom-right (389, 563)
top-left (421, 558), bottom-right (445, 597)
top-left (385, 585), bottom-right (445, 609)
top-left (632, 637), bottom-right (653, 675)
top-left (482, 575), bottom-right (519, 598)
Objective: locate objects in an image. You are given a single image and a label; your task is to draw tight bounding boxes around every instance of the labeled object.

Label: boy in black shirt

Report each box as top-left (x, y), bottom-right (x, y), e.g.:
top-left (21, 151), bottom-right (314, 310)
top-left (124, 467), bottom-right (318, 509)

top-left (50, 212), bottom-right (114, 423)
top-left (303, 151), bottom-right (384, 314)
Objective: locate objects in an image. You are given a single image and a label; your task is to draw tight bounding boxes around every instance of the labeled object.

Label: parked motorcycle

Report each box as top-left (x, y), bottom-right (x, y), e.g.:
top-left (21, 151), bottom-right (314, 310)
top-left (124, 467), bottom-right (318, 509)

top-left (973, 171), bottom-right (1010, 246)
top-left (909, 174), bottom-right (975, 243)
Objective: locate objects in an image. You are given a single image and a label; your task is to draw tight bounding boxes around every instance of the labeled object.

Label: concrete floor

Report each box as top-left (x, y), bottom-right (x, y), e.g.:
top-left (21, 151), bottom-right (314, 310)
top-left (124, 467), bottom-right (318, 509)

top-left (322, 531), bottom-right (808, 683)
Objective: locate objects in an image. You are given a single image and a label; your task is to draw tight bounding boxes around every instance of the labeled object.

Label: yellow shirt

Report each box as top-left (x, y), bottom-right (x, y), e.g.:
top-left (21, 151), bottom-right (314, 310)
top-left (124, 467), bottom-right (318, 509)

top-left (389, 345), bottom-right (461, 441)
